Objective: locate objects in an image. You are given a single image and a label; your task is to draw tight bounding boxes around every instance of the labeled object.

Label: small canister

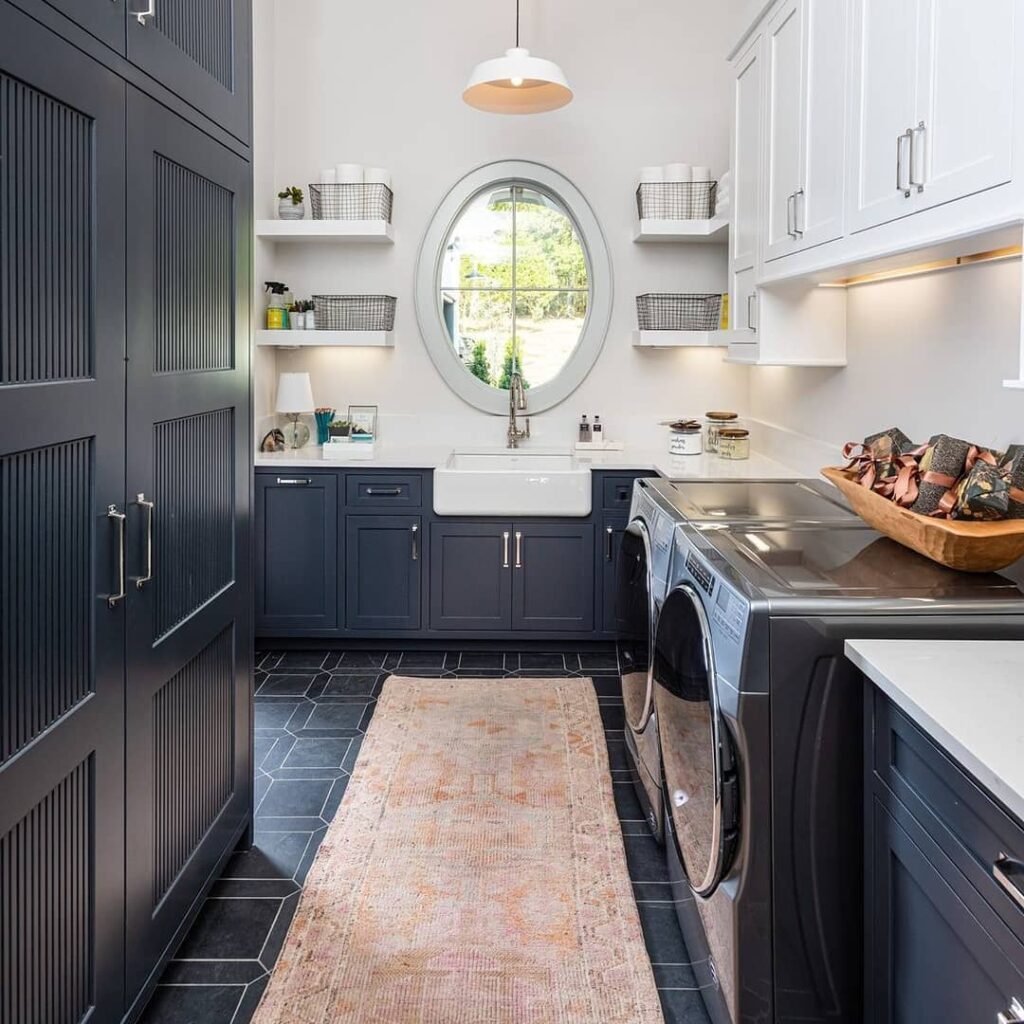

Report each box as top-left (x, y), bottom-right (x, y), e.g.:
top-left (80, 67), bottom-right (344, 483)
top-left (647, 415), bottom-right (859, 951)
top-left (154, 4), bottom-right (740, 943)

top-left (718, 427), bottom-right (750, 460)
top-left (668, 420), bottom-right (703, 456)
top-left (704, 410), bottom-right (740, 453)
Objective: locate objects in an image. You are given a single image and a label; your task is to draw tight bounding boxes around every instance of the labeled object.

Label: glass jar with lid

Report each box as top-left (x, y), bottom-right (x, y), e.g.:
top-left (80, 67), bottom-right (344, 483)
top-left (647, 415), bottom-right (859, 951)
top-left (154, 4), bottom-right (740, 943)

top-left (704, 411), bottom-right (741, 453)
top-left (668, 420), bottom-right (703, 456)
top-left (718, 427), bottom-right (750, 460)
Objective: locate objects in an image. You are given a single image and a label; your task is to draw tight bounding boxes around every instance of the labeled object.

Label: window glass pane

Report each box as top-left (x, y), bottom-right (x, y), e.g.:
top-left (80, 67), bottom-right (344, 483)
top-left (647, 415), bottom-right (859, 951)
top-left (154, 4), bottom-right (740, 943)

top-left (514, 189), bottom-right (589, 291)
top-left (443, 290), bottom-right (513, 388)
top-left (514, 290), bottom-right (588, 389)
top-left (441, 190), bottom-right (512, 290)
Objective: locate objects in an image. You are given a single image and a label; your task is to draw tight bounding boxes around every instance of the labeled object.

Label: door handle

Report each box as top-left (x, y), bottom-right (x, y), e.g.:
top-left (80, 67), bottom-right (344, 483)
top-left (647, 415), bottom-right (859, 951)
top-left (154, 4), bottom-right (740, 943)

top-left (134, 493), bottom-right (155, 589)
top-left (606, 526), bottom-right (615, 561)
top-left (793, 187), bottom-right (804, 237)
top-left (993, 853), bottom-right (1024, 911)
top-left (502, 531), bottom-right (510, 569)
top-left (366, 486), bottom-right (402, 496)
top-left (896, 128), bottom-right (912, 195)
top-left (997, 998), bottom-right (1024, 1024)
top-left (276, 477), bottom-right (310, 486)
top-left (909, 120), bottom-right (926, 192)
top-left (514, 531), bottom-right (523, 569)
top-left (410, 523), bottom-right (419, 561)
top-left (786, 192), bottom-right (796, 237)
top-left (106, 505), bottom-right (127, 608)
top-left (132, 0), bottom-right (155, 24)
top-left (746, 292), bottom-right (757, 332)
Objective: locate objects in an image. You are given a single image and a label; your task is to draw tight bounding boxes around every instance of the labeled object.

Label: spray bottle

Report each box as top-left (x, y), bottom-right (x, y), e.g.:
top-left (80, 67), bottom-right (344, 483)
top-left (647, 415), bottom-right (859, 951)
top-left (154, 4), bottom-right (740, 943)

top-left (265, 281), bottom-right (288, 330)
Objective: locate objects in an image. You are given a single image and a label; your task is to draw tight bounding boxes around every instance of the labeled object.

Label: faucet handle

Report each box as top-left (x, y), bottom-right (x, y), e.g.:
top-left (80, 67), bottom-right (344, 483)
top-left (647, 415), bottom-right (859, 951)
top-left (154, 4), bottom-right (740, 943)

top-left (524, 417), bottom-right (531, 438)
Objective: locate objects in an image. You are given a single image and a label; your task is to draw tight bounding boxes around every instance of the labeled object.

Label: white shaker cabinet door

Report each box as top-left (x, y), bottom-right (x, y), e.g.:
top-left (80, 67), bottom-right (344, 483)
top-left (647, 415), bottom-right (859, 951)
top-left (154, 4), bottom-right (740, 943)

top-left (912, 0), bottom-right (1014, 213)
top-left (847, 0), bottom-right (922, 233)
top-left (732, 34), bottom-right (764, 274)
top-left (763, 0), bottom-right (805, 262)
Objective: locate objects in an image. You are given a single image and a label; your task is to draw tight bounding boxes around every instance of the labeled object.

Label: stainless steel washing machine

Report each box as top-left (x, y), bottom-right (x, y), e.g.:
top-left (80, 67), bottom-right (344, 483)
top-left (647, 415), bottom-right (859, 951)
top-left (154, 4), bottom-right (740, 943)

top-left (616, 477), bottom-right (860, 842)
top-left (655, 521), bottom-right (1024, 1024)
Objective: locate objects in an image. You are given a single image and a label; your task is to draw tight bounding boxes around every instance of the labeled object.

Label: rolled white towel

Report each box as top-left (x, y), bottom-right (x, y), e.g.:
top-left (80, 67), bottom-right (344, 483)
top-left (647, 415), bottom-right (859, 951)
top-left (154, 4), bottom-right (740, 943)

top-left (691, 165), bottom-right (711, 182)
top-left (363, 167), bottom-right (392, 188)
top-left (319, 168), bottom-right (337, 184)
top-left (335, 163), bottom-right (364, 184)
top-left (664, 162), bottom-right (691, 182)
top-left (639, 166), bottom-right (665, 184)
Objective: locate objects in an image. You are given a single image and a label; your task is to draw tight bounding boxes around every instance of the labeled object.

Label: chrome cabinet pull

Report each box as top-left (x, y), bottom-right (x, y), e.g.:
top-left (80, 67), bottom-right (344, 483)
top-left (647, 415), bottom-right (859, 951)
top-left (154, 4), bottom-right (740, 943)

top-left (606, 526), bottom-right (615, 561)
top-left (514, 531), bottom-right (523, 568)
top-left (133, 0), bottom-right (155, 24)
top-left (993, 854), bottom-right (1024, 911)
top-left (747, 292), bottom-right (757, 332)
top-left (410, 523), bottom-right (419, 561)
top-left (793, 187), bottom-right (804, 237)
top-left (909, 120), bottom-right (926, 192)
top-left (997, 997), bottom-right (1024, 1024)
top-left (106, 505), bottom-right (127, 608)
top-left (786, 192), bottom-right (796, 237)
top-left (276, 477), bottom-right (310, 486)
top-left (896, 128), bottom-right (913, 195)
top-left (366, 486), bottom-right (402, 496)
top-left (134, 493), bottom-right (155, 589)
top-left (502, 531), bottom-right (511, 569)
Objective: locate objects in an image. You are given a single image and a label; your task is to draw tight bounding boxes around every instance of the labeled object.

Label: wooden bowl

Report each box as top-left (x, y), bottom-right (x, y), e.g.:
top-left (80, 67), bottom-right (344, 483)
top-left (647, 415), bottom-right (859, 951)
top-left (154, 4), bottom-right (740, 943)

top-left (821, 467), bottom-right (1024, 573)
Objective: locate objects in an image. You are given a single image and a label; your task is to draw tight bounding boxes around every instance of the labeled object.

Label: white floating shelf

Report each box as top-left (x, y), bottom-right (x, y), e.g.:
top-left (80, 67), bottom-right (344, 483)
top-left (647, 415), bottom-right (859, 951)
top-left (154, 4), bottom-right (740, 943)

top-left (255, 220), bottom-right (393, 244)
top-left (256, 329), bottom-right (394, 348)
top-left (633, 217), bottom-right (729, 243)
top-left (1004, 379), bottom-right (1024, 389)
top-left (632, 329), bottom-right (730, 348)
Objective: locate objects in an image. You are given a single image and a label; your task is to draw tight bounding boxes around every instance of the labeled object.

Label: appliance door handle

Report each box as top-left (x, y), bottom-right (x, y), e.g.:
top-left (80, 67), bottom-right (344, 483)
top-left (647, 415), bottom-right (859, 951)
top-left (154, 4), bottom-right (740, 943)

top-left (366, 486), bottom-right (402, 496)
top-left (502, 531), bottom-right (510, 569)
top-left (276, 477), bottom-right (311, 486)
top-left (909, 120), bottom-right (926, 191)
top-left (896, 128), bottom-right (912, 194)
top-left (606, 525), bottom-right (615, 561)
top-left (134, 493), bottom-right (155, 589)
top-left (514, 531), bottom-right (523, 569)
top-left (106, 505), bottom-right (127, 608)
top-left (410, 523), bottom-right (419, 561)
top-left (998, 998), bottom-right (1024, 1024)
top-left (132, 0), bottom-right (155, 24)
top-left (993, 853), bottom-right (1024, 911)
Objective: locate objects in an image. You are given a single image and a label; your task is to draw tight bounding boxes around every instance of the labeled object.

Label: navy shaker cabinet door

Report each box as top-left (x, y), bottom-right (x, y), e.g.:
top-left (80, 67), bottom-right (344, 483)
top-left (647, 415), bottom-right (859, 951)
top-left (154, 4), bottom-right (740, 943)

top-left (512, 523), bottom-right (595, 632)
top-left (255, 474), bottom-right (339, 632)
top-left (430, 522), bottom-right (513, 631)
top-left (0, 11), bottom-right (128, 1022)
top-left (126, 0), bottom-right (251, 143)
top-left (346, 516), bottom-right (422, 631)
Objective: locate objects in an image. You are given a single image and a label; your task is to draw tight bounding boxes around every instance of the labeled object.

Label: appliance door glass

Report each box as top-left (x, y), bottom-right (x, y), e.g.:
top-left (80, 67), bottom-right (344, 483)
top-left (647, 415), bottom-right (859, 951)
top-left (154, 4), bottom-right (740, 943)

top-left (617, 519), bottom-right (654, 732)
top-left (654, 584), bottom-right (727, 896)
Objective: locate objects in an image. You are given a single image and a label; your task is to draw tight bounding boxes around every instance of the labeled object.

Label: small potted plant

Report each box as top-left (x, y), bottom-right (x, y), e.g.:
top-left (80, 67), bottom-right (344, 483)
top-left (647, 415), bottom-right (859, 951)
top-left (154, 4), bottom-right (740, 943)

top-left (277, 186), bottom-right (305, 220)
top-left (327, 419), bottom-right (351, 439)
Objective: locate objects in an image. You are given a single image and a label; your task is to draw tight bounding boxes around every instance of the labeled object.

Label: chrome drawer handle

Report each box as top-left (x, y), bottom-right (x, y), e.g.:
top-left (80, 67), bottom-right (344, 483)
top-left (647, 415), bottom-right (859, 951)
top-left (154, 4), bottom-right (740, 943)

top-left (514, 531), bottom-right (523, 569)
top-left (410, 523), bottom-right (419, 561)
top-left (606, 525), bottom-right (614, 561)
top-left (793, 187), bottom-right (804, 237)
top-left (366, 487), bottom-right (402, 496)
top-left (896, 127), bottom-right (913, 196)
top-left (133, 0), bottom-right (155, 24)
top-left (276, 477), bottom-right (310, 486)
top-left (993, 854), bottom-right (1024, 911)
top-left (134, 493), bottom-right (155, 589)
top-left (106, 505), bottom-right (126, 608)
top-left (909, 120), bottom-right (926, 192)
top-left (997, 997), bottom-right (1024, 1024)
top-left (502, 531), bottom-right (510, 569)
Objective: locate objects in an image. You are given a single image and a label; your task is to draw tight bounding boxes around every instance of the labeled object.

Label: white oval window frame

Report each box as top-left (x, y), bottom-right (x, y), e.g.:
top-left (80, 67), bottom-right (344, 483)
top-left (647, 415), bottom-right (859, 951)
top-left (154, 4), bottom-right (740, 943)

top-left (414, 160), bottom-right (612, 416)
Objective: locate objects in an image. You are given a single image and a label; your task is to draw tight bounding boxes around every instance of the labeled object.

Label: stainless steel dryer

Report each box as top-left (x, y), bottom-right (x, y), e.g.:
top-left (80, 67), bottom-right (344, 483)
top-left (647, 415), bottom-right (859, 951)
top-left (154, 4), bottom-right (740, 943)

top-left (655, 522), bottom-right (1024, 1024)
top-left (616, 477), bottom-right (861, 842)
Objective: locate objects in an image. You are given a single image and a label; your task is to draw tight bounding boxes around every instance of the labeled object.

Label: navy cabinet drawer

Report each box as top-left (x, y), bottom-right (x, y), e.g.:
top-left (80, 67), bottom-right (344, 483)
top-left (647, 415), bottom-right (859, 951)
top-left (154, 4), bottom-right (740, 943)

top-left (873, 691), bottom-right (1024, 946)
top-left (345, 473), bottom-right (423, 508)
top-left (602, 475), bottom-right (643, 510)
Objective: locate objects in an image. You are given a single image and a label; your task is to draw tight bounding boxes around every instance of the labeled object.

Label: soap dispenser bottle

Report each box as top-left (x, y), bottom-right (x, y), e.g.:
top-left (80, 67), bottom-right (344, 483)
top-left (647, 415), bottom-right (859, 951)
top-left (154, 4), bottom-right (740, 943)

top-left (579, 414), bottom-right (591, 444)
top-left (592, 416), bottom-right (603, 443)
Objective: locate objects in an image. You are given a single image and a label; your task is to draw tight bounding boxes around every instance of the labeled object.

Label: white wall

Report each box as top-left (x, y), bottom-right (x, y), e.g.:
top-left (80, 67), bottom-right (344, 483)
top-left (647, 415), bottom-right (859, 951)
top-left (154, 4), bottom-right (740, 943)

top-left (749, 259), bottom-right (1024, 456)
top-left (254, 0), bottom-right (749, 447)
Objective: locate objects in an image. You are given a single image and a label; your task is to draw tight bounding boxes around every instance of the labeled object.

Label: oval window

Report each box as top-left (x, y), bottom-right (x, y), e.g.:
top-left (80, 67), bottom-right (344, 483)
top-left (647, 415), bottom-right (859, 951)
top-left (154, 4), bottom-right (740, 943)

top-left (416, 161), bottom-right (612, 415)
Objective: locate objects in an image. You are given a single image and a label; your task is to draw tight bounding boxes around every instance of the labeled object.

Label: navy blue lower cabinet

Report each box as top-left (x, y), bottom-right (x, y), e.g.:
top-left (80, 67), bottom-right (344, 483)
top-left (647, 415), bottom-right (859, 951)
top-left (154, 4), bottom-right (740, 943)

top-left (512, 523), bottom-right (595, 632)
top-left (601, 515), bottom-right (628, 634)
top-left (430, 522), bottom-right (513, 630)
top-left (255, 473), bottom-right (338, 633)
top-left (346, 515), bottom-right (422, 631)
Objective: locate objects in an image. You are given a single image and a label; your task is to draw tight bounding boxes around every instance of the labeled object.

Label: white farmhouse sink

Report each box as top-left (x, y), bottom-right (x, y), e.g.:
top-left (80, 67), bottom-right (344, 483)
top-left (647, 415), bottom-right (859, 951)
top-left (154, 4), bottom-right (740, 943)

top-left (434, 449), bottom-right (592, 517)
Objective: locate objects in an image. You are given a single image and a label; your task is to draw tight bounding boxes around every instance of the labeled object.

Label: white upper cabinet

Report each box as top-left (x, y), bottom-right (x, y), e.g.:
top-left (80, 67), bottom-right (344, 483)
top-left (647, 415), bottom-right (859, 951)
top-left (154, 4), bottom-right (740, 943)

top-left (849, 0), bottom-right (1015, 233)
top-left (732, 33), bottom-right (764, 275)
top-left (764, 0), bottom-right (847, 261)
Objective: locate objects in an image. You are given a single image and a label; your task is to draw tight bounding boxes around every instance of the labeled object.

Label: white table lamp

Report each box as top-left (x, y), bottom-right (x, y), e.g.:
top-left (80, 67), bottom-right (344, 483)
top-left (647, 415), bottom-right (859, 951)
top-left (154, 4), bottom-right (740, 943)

top-left (276, 372), bottom-right (315, 448)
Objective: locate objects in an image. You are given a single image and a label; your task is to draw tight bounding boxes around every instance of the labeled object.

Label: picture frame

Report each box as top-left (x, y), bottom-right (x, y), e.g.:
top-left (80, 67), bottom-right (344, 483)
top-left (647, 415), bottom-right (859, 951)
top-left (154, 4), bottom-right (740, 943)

top-left (348, 405), bottom-right (378, 443)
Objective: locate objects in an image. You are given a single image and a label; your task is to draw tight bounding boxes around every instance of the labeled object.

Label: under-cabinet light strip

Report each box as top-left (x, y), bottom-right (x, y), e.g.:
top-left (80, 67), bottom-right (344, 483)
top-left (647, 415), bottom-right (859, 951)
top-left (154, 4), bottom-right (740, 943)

top-left (820, 245), bottom-right (1022, 288)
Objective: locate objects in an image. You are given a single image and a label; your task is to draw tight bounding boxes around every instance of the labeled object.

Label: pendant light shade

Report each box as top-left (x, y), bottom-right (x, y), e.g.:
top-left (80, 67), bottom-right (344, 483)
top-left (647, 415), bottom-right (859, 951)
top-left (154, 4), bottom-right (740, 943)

top-left (463, 2), bottom-right (572, 114)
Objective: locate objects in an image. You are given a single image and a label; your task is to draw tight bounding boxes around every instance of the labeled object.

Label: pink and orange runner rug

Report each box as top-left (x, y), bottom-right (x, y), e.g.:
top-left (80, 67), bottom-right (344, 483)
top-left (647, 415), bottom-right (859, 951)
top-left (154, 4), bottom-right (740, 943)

top-left (252, 676), bottom-right (664, 1023)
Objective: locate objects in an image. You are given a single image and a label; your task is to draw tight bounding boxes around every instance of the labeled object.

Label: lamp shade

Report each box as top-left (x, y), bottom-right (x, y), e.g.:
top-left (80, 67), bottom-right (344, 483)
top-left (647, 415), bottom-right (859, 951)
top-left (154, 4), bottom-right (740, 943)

top-left (463, 48), bottom-right (572, 114)
top-left (275, 372), bottom-right (314, 414)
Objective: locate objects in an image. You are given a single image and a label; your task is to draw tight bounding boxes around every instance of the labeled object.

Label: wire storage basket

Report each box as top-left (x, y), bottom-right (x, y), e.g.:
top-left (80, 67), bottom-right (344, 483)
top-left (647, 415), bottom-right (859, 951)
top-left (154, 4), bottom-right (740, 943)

top-left (637, 293), bottom-right (722, 331)
top-left (312, 295), bottom-right (397, 331)
top-left (636, 181), bottom-right (717, 220)
top-left (308, 183), bottom-right (394, 222)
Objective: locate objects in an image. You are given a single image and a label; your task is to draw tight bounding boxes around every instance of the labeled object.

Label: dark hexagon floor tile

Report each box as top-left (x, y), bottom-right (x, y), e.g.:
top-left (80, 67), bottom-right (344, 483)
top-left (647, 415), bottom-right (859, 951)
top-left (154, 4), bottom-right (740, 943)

top-left (638, 902), bottom-right (691, 966)
top-left (174, 898), bottom-right (281, 960)
top-left (158, 958), bottom-right (265, 986)
top-left (253, 701), bottom-right (303, 733)
top-left (316, 672), bottom-right (383, 696)
top-left (298, 702), bottom-right (369, 735)
top-left (397, 651), bottom-right (447, 670)
top-left (222, 832), bottom-right (312, 881)
top-left (336, 650), bottom-right (389, 670)
top-left (623, 833), bottom-right (670, 882)
top-left (456, 652), bottom-right (505, 671)
top-left (233, 974), bottom-right (270, 1024)
top-left (258, 891), bottom-right (300, 970)
top-left (518, 652), bottom-right (568, 672)
top-left (138, 984), bottom-right (243, 1024)
top-left (256, 779), bottom-right (334, 819)
top-left (256, 673), bottom-right (319, 697)
top-left (283, 736), bottom-right (353, 769)
top-left (658, 987), bottom-right (712, 1024)
top-left (274, 650), bottom-right (333, 671)
top-left (580, 651), bottom-right (620, 671)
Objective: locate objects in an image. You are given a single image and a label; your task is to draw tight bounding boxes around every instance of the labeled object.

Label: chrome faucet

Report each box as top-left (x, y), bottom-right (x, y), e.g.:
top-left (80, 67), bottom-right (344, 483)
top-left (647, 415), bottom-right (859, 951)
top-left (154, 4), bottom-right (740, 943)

top-left (506, 371), bottom-right (531, 449)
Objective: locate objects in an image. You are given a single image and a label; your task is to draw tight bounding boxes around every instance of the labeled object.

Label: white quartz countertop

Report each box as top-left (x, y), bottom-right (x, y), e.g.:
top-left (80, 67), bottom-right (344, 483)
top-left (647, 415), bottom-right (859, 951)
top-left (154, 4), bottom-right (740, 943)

top-left (254, 443), bottom-right (808, 481)
top-left (846, 639), bottom-right (1024, 823)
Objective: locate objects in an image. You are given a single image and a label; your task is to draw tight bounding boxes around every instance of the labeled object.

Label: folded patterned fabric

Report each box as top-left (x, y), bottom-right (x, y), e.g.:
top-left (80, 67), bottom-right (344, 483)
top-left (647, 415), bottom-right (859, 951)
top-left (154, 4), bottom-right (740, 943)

top-left (909, 434), bottom-right (972, 516)
top-left (1000, 447), bottom-right (1024, 519)
top-left (952, 457), bottom-right (1011, 521)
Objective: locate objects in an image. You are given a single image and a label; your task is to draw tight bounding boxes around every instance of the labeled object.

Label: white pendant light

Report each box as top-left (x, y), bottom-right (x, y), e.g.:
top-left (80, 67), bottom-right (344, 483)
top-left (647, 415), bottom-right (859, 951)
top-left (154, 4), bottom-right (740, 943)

top-left (463, 0), bottom-right (572, 115)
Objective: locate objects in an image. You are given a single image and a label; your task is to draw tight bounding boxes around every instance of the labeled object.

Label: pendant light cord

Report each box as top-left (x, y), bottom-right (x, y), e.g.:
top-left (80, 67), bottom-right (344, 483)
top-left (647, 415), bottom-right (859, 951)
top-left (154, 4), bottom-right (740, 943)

top-left (515, 0), bottom-right (520, 46)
